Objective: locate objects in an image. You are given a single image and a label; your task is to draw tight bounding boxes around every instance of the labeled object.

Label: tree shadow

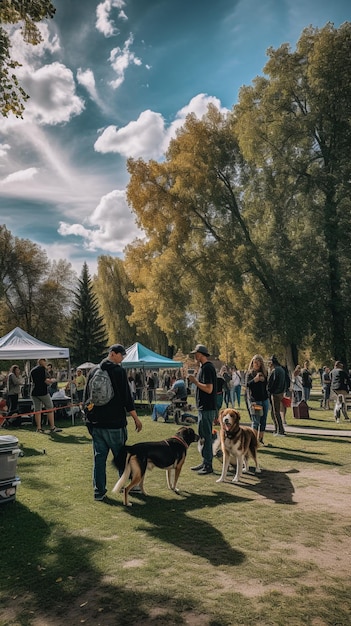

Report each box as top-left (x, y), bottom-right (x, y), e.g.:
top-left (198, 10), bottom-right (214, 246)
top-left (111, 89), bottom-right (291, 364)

top-left (260, 446), bottom-right (343, 466)
top-left (120, 491), bottom-right (249, 566)
top-left (0, 501), bottom-right (213, 626)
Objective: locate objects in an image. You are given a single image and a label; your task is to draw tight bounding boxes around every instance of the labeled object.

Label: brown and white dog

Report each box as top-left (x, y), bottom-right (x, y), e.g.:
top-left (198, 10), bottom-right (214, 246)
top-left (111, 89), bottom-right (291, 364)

top-left (216, 408), bottom-right (261, 483)
top-left (112, 426), bottom-right (199, 506)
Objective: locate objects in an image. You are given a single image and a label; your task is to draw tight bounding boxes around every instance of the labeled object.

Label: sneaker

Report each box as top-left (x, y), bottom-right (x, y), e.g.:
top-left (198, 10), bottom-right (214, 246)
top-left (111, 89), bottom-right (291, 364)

top-left (197, 465), bottom-right (213, 475)
top-left (94, 494), bottom-right (106, 501)
top-left (50, 427), bottom-right (62, 433)
top-left (36, 429), bottom-right (45, 433)
top-left (274, 433), bottom-right (286, 437)
top-left (191, 462), bottom-right (204, 471)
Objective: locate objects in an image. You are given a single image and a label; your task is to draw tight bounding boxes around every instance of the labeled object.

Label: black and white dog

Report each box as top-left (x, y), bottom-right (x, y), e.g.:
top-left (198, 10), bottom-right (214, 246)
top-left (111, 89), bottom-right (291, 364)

top-left (334, 394), bottom-right (350, 423)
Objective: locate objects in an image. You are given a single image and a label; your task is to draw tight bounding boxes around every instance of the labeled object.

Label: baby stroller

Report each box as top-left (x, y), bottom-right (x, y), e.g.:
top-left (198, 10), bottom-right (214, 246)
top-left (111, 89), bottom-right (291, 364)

top-left (166, 391), bottom-right (197, 424)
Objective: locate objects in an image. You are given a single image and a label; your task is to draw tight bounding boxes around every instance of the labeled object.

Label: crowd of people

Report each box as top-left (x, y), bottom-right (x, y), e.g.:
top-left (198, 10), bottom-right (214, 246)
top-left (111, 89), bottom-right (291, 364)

top-left (0, 345), bottom-right (350, 502)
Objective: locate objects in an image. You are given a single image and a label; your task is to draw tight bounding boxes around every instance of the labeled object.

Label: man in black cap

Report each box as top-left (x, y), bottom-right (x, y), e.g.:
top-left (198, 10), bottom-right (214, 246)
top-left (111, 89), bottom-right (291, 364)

top-left (267, 355), bottom-right (286, 436)
top-left (84, 344), bottom-right (143, 501)
top-left (188, 344), bottom-right (217, 474)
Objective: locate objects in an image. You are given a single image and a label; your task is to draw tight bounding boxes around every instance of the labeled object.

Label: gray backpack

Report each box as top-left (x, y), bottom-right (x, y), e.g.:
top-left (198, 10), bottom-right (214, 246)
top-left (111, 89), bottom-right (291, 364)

top-left (85, 366), bottom-right (114, 407)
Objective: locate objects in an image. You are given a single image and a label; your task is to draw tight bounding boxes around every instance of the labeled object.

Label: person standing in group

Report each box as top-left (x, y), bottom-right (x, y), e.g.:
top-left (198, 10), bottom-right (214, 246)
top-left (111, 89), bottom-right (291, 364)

top-left (30, 358), bottom-right (62, 433)
top-left (292, 365), bottom-right (304, 404)
top-left (6, 365), bottom-right (23, 415)
top-left (84, 344), bottom-right (143, 501)
top-left (216, 370), bottom-right (224, 414)
top-left (301, 360), bottom-right (313, 405)
top-left (230, 366), bottom-right (242, 408)
top-left (188, 344), bottom-right (217, 475)
top-left (322, 366), bottom-right (332, 410)
top-left (221, 367), bottom-right (231, 408)
top-left (74, 368), bottom-right (86, 404)
top-left (267, 355), bottom-right (286, 436)
top-left (146, 373), bottom-right (155, 404)
top-left (245, 355), bottom-right (269, 446)
top-left (330, 361), bottom-right (350, 421)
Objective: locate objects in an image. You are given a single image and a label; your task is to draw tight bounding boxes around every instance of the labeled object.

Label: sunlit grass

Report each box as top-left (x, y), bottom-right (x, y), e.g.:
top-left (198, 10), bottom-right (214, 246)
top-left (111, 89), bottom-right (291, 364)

top-left (0, 412), bottom-right (350, 625)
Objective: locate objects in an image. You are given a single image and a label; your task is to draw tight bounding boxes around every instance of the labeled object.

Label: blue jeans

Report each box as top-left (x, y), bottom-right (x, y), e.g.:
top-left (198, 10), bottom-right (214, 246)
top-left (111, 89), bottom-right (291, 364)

top-left (303, 387), bottom-right (311, 401)
top-left (198, 409), bottom-right (217, 466)
top-left (230, 385), bottom-right (241, 407)
top-left (250, 398), bottom-right (269, 434)
top-left (92, 427), bottom-right (127, 498)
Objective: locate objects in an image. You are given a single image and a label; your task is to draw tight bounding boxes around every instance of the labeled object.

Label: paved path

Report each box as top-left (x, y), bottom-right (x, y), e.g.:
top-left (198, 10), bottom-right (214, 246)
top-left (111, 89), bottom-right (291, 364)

top-left (263, 423), bottom-right (351, 438)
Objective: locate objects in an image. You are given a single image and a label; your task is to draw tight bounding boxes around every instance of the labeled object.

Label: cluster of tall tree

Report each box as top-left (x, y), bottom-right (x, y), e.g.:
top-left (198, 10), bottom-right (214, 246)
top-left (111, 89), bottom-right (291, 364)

top-left (2, 22), bottom-right (351, 369)
top-left (124, 23), bottom-right (351, 369)
top-left (0, 225), bottom-right (74, 346)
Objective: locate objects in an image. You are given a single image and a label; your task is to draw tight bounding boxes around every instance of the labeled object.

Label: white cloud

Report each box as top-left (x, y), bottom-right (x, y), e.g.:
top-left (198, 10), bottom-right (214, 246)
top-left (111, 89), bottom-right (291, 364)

top-left (94, 94), bottom-right (230, 160)
top-left (94, 110), bottom-right (166, 159)
top-left (1, 167), bottom-right (38, 185)
top-left (16, 62), bottom-right (85, 125)
top-left (96, 0), bottom-right (127, 37)
top-left (109, 33), bottom-right (142, 89)
top-left (58, 189), bottom-right (142, 254)
top-left (76, 68), bottom-right (106, 111)
top-left (0, 143), bottom-right (10, 158)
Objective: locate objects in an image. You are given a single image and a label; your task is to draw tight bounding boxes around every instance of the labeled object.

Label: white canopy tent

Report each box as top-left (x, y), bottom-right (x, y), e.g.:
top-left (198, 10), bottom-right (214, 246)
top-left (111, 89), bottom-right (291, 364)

top-left (0, 327), bottom-right (74, 423)
top-left (0, 327), bottom-right (70, 360)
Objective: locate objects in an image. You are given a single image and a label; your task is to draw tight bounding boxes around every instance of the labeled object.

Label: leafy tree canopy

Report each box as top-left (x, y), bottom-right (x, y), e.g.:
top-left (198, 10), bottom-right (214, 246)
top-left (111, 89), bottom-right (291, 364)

top-left (0, 0), bottom-right (56, 117)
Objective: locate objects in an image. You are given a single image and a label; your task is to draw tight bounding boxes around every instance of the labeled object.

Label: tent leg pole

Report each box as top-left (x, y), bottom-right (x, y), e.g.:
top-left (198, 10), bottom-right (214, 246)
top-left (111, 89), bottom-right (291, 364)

top-left (68, 356), bottom-right (74, 425)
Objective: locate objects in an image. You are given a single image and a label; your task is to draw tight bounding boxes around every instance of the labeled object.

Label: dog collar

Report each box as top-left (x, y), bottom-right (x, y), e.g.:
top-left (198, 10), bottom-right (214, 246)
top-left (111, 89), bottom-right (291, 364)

top-left (224, 428), bottom-right (239, 440)
top-left (169, 435), bottom-right (189, 449)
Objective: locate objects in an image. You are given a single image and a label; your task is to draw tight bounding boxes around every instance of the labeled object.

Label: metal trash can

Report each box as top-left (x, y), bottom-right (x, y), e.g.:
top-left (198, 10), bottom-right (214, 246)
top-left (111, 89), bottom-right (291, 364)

top-left (0, 435), bottom-right (21, 504)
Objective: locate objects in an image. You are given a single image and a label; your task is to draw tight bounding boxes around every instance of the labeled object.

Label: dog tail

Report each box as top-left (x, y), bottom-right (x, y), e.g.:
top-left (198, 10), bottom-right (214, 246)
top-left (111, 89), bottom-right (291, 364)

top-left (112, 451), bottom-right (132, 494)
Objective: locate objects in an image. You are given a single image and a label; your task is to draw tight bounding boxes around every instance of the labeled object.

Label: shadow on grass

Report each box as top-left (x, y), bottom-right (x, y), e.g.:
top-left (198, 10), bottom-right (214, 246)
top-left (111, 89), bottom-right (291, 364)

top-left (260, 446), bottom-right (343, 466)
top-left (120, 491), bottom-right (247, 567)
top-left (230, 468), bottom-right (298, 504)
top-left (0, 501), bottom-right (210, 626)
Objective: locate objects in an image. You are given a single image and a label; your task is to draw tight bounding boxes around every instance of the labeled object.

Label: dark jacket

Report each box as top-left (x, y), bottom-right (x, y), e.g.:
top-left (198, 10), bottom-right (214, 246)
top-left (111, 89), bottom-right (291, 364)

top-left (267, 365), bottom-right (286, 395)
top-left (330, 367), bottom-right (350, 392)
top-left (84, 359), bottom-right (135, 428)
top-left (246, 371), bottom-right (268, 401)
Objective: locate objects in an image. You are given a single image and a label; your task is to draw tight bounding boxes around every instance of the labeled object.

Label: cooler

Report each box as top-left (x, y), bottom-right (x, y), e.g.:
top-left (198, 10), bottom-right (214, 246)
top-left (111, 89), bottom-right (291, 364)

top-left (0, 477), bottom-right (21, 504)
top-left (0, 435), bottom-right (21, 481)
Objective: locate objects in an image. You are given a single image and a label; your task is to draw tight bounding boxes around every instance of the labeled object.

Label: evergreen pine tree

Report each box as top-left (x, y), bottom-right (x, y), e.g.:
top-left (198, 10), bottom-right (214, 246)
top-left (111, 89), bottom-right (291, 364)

top-left (67, 262), bottom-right (108, 365)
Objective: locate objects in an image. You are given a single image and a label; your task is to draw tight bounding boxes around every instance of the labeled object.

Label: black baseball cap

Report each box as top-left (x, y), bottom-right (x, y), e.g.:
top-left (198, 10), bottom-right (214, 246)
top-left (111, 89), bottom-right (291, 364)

top-left (190, 344), bottom-right (210, 356)
top-left (109, 344), bottom-right (127, 355)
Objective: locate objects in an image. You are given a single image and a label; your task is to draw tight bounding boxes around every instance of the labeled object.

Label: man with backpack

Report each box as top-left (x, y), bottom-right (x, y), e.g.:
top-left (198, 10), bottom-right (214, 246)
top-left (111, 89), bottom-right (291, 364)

top-left (83, 344), bottom-right (143, 502)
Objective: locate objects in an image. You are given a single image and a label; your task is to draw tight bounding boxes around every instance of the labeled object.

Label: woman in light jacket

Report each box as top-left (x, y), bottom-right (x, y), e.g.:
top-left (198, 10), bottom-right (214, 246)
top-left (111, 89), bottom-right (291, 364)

top-left (7, 365), bottom-right (23, 415)
top-left (292, 365), bottom-right (304, 405)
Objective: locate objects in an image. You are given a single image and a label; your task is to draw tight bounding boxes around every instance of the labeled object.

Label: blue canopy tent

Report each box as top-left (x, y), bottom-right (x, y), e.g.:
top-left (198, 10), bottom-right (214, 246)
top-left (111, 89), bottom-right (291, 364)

top-left (122, 342), bottom-right (183, 369)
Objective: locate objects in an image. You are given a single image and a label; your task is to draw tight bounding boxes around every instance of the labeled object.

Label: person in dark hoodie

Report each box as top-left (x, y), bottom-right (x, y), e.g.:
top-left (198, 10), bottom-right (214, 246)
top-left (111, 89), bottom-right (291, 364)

top-left (267, 355), bottom-right (286, 436)
top-left (83, 344), bottom-right (143, 501)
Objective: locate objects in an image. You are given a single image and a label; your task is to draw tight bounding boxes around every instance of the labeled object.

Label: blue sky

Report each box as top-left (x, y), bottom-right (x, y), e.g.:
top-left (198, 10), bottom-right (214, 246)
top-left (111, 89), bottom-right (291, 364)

top-left (1, 0), bottom-right (350, 275)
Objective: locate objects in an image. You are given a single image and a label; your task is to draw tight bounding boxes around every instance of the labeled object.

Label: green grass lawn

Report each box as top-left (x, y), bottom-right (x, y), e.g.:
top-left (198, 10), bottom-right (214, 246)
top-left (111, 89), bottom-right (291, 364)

top-left (0, 403), bottom-right (350, 626)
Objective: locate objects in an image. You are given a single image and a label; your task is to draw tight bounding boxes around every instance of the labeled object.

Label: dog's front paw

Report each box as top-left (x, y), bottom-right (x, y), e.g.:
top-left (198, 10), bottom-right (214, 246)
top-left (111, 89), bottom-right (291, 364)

top-left (255, 467), bottom-right (262, 474)
top-left (232, 476), bottom-right (240, 483)
top-left (216, 477), bottom-right (224, 483)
